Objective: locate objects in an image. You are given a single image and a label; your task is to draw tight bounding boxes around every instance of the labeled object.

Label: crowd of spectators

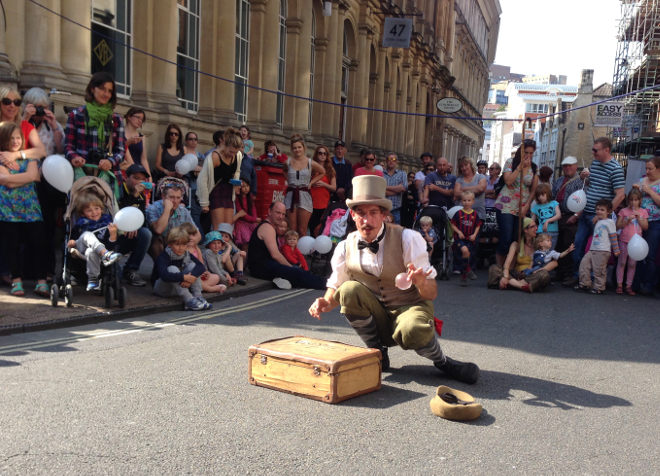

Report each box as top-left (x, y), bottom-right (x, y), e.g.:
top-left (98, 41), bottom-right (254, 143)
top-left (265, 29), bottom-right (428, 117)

top-left (1, 71), bottom-right (659, 306)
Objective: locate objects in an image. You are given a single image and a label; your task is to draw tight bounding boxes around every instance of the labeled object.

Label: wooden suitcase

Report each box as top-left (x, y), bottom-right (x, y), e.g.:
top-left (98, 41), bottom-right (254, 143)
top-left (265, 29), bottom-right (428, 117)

top-left (248, 336), bottom-right (382, 403)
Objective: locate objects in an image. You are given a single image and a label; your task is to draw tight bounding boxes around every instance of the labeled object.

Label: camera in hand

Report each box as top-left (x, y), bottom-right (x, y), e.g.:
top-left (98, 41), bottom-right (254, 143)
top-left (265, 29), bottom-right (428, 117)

top-left (86, 148), bottom-right (109, 165)
top-left (35, 106), bottom-right (46, 117)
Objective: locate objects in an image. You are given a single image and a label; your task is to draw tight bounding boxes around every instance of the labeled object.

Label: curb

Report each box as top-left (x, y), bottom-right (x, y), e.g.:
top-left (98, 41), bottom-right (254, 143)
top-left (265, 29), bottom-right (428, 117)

top-left (0, 280), bottom-right (274, 336)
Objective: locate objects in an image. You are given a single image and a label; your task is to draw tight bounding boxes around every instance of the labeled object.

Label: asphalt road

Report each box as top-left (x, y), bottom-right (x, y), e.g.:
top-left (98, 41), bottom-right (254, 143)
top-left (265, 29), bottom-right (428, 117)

top-left (0, 277), bottom-right (658, 474)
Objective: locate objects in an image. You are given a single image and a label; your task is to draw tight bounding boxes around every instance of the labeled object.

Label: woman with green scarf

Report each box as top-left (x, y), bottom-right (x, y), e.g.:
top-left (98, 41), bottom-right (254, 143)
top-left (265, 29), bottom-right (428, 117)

top-left (64, 72), bottom-right (125, 195)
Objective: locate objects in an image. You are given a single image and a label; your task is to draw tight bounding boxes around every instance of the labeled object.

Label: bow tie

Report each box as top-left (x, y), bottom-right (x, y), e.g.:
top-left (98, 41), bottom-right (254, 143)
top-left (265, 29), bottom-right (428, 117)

top-left (357, 229), bottom-right (385, 254)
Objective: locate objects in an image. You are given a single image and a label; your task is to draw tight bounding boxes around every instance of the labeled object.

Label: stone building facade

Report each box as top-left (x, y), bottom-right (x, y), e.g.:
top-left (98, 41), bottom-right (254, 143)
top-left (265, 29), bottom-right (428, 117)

top-left (1, 0), bottom-right (500, 168)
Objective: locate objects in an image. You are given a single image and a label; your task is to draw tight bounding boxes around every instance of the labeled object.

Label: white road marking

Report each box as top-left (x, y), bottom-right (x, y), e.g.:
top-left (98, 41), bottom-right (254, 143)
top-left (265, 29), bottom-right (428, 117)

top-left (0, 289), bottom-right (310, 354)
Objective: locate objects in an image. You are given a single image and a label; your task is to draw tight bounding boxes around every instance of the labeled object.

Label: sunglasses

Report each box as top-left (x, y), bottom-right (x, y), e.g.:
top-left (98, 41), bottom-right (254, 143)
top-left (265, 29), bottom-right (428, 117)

top-left (186, 137), bottom-right (198, 141)
top-left (1, 98), bottom-right (21, 107)
top-left (169, 131), bottom-right (180, 137)
top-left (592, 148), bottom-right (599, 153)
top-left (364, 158), bottom-right (376, 162)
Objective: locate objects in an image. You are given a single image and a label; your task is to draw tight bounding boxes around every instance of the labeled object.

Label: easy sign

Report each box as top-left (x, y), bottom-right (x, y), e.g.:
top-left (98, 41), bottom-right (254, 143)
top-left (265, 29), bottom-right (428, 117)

top-left (594, 101), bottom-right (624, 127)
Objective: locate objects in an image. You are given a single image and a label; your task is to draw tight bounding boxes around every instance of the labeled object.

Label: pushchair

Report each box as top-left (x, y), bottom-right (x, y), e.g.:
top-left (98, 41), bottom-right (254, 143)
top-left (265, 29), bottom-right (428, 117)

top-left (477, 206), bottom-right (499, 268)
top-left (413, 205), bottom-right (453, 280)
top-left (50, 176), bottom-right (128, 308)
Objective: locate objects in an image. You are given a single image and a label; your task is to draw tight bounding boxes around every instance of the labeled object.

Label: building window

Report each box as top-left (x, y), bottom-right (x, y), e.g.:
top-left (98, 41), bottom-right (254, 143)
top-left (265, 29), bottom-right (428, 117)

top-left (176, 0), bottom-right (200, 112)
top-left (91, 0), bottom-right (132, 97)
top-left (525, 103), bottom-right (548, 114)
top-left (339, 28), bottom-right (350, 141)
top-left (235, 0), bottom-right (250, 123)
top-left (276, 1), bottom-right (287, 126)
top-left (309, 10), bottom-right (316, 131)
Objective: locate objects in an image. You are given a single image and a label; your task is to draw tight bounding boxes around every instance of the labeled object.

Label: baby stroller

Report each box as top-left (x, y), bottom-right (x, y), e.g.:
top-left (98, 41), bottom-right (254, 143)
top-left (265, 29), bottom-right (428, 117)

top-left (50, 176), bottom-right (128, 308)
top-left (478, 206), bottom-right (499, 268)
top-left (414, 205), bottom-right (453, 280)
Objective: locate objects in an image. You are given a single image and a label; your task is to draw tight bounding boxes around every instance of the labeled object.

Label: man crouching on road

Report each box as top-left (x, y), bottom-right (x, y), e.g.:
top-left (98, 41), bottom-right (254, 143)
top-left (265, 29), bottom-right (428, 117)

top-left (309, 175), bottom-right (479, 384)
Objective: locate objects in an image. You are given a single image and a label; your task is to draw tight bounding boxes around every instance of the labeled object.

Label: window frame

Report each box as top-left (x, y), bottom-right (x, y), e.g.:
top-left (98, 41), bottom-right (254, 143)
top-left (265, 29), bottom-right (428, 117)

top-left (235, 0), bottom-right (251, 123)
top-left (90, 0), bottom-right (133, 98)
top-left (176, 0), bottom-right (201, 113)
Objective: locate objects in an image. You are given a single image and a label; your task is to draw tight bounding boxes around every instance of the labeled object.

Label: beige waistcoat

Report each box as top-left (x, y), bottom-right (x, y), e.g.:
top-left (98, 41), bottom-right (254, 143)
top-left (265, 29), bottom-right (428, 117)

top-left (345, 224), bottom-right (424, 308)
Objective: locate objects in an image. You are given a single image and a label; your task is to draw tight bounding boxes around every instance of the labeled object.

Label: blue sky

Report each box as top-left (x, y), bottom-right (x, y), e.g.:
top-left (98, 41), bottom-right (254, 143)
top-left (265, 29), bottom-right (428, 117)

top-left (494, 0), bottom-right (620, 87)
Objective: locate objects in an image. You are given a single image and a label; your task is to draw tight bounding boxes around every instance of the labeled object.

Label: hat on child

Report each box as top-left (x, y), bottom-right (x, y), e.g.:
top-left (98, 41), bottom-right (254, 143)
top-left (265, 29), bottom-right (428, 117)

top-left (217, 223), bottom-right (234, 236)
top-left (203, 231), bottom-right (224, 246)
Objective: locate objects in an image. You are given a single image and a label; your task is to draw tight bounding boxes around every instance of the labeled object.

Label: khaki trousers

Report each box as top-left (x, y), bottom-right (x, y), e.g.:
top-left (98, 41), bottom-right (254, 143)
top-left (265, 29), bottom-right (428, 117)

top-left (334, 281), bottom-right (434, 350)
top-left (579, 250), bottom-right (610, 292)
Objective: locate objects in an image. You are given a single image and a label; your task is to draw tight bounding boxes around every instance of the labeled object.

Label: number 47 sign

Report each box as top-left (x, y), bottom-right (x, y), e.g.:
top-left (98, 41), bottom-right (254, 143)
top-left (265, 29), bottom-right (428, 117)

top-left (383, 17), bottom-right (413, 48)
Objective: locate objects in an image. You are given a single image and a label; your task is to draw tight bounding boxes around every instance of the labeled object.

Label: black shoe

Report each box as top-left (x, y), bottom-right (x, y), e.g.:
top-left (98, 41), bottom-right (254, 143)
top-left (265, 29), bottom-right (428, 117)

top-left (123, 270), bottom-right (147, 287)
top-left (373, 346), bottom-right (390, 372)
top-left (434, 357), bottom-right (479, 384)
top-left (562, 277), bottom-right (578, 287)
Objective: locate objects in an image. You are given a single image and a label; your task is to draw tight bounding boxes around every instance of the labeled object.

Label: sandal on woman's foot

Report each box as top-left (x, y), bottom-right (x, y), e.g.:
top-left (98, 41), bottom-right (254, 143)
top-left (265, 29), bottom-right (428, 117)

top-left (616, 285), bottom-right (623, 295)
top-left (34, 283), bottom-right (50, 297)
top-left (10, 281), bottom-right (24, 296)
top-left (625, 287), bottom-right (636, 296)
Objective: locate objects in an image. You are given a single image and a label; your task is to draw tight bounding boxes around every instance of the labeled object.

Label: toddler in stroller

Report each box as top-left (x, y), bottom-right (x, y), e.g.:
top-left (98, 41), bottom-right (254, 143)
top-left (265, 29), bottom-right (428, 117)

top-left (51, 176), bottom-right (127, 308)
top-left (414, 205), bottom-right (452, 280)
top-left (67, 193), bottom-right (122, 291)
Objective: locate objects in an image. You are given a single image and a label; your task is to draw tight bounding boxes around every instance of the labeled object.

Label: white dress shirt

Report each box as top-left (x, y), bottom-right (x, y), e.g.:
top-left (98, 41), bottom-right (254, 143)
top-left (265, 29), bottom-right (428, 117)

top-left (326, 224), bottom-right (437, 290)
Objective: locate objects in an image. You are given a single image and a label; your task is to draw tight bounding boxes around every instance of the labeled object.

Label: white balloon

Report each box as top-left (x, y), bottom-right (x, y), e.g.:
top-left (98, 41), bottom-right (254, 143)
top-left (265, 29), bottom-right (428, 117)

top-left (627, 234), bottom-right (649, 261)
top-left (42, 154), bottom-right (74, 193)
top-left (446, 206), bottom-right (462, 220)
top-left (183, 153), bottom-right (198, 168)
top-left (566, 189), bottom-right (587, 213)
top-left (314, 235), bottom-right (333, 254)
top-left (297, 236), bottom-right (316, 255)
top-left (114, 206), bottom-right (145, 232)
top-left (394, 272), bottom-right (412, 290)
top-left (175, 158), bottom-right (192, 175)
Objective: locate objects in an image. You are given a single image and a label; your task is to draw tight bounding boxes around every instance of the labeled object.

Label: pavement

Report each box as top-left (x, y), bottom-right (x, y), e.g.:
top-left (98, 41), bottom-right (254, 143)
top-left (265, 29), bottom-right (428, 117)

top-left (0, 254), bottom-right (273, 335)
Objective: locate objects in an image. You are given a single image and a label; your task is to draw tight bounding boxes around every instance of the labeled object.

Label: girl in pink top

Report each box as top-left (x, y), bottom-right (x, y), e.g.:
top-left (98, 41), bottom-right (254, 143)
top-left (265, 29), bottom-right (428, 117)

top-left (615, 188), bottom-right (649, 295)
top-left (232, 178), bottom-right (261, 250)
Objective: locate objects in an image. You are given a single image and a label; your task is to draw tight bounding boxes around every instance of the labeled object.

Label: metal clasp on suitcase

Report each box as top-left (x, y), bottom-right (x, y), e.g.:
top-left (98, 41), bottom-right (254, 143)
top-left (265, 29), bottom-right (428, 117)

top-left (260, 355), bottom-right (267, 364)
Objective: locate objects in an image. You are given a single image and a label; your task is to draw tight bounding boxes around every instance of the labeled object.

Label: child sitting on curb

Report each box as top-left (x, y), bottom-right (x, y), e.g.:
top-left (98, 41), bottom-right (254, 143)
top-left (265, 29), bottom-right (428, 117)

top-left (68, 193), bottom-right (122, 292)
top-left (217, 223), bottom-right (247, 285)
top-left (202, 231), bottom-right (236, 288)
top-left (153, 226), bottom-right (211, 311)
top-left (180, 223), bottom-right (227, 294)
top-left (280, 229), bottom-right (309, 270)
top-left (524, 233), bottom-right (574, 276)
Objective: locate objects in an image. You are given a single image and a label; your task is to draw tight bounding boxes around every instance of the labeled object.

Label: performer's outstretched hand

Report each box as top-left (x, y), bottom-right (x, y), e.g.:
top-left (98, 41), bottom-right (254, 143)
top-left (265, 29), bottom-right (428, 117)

top-left (309, 296), bottom-right (337, 320)
top-left (405, 263), bottom-right (437, 300)
top-left (407, 263), bottom-right (433, 288)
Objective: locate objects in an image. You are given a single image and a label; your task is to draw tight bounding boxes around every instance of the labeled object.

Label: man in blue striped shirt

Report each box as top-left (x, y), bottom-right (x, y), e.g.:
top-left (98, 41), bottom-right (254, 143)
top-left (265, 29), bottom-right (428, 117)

top-left (571, 137), bottom-right (625, 278)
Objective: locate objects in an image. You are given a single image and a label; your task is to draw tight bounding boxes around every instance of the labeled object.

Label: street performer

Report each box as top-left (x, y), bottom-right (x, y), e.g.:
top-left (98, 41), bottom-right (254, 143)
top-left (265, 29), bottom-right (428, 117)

top-left (309, 175), bottom-right (479, 384)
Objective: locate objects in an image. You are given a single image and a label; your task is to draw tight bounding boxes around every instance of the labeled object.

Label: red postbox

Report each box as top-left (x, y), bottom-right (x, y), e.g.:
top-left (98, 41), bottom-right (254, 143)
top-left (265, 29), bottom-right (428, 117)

top-left (254, 160), bottom-right (287, 219)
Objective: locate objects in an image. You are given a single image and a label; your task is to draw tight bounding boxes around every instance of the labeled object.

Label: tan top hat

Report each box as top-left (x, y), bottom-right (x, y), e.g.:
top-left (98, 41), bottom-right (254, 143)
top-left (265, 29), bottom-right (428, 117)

top-left (430, 385), bottom-right (483, 421)
top-left (345, 175), bottom-right (393, 211)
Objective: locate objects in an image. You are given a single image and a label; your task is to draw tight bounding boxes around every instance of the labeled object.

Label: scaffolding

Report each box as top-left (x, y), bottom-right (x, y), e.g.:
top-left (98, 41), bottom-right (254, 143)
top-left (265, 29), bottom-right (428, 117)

top-left (612, 0), bottom-right (660, 163)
